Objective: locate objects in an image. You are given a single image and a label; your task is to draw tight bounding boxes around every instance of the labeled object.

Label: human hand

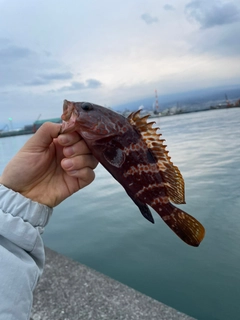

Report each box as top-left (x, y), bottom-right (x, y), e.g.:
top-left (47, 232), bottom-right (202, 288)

top-left (0, 122), bottom-right (98, 207)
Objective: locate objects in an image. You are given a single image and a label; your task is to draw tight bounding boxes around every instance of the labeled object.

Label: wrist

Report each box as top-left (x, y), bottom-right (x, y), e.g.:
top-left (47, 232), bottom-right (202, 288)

top-left (0, 184), bottom-right (53, 228)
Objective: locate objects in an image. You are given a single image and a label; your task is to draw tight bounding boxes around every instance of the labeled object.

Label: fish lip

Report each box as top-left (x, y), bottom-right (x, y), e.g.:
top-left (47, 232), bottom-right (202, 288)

top-left (62, 100), bottom-right (76, 122)
top-left (63, 99), bottom-right (69, 113)
top-left (60, 100), bottom-right (79, 134)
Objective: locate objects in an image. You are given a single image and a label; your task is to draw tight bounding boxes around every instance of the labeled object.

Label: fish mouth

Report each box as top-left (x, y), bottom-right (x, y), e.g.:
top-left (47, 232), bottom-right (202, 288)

top-left (60, 100), bottom-right (103, 137)
top-left (60, 100), bottom-right (79, 134)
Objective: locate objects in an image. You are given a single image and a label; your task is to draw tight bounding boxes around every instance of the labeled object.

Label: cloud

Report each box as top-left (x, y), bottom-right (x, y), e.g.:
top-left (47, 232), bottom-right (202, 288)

top-left (0, 40), bottom-right (72, 88)
top-left (184, 0), bottom-right (240, 57)
top-left (58, 79), bottom-right (102, 92)
top-left (185, 0), bottom-right (240, 29)
top-left (0, 44), bottom-right (33, 62)
top-left (163, 4), bottom-right (175, 11)
top-left (0, 38), bottom-right (11, 45)
top-left (25, 72), bottom-right (74, 86)
top-left (61, 81), bottom-right (85, 91)
top-left (141, 13), bottom-right (159, 25)
top-left (0, 0), bottom-right (240, 129)
top-left (86, 79), bottom-right (102, 88)
top-left (188, 23), bottom-right (240, 56)
top-left (40, 72), bottom-right (73, 81)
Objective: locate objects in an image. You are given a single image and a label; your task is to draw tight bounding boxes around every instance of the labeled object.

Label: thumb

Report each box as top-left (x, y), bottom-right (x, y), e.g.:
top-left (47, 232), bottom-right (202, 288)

top-left (25, 122), bottom-right (62, 150)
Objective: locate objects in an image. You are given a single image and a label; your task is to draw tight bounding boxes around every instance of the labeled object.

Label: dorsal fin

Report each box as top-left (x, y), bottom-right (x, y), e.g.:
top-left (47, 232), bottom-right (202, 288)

top-left (128, 111), bottom-right (185, 204)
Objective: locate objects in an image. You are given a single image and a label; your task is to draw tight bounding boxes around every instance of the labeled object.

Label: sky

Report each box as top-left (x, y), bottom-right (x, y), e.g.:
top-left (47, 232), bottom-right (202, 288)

top-left (0, 0), bottom-right (240, 128)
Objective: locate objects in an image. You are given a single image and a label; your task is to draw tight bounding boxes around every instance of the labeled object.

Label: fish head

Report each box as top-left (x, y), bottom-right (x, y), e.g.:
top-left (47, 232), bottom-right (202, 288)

top-left (61, 100), bottom-right (125, 141)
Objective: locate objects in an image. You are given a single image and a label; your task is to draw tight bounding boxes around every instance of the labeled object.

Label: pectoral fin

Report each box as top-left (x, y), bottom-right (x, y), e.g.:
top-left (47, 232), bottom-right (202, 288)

top-left (103, 147), bottom-right (125, 168)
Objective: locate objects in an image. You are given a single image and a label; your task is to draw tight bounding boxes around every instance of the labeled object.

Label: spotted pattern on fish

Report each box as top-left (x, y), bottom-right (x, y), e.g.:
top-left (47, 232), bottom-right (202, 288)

top-left (136, 182), bottom-right (167, 198)
top-left (123, 163), bottom-right (160, 178)
top-left (60, 100), bottom-right (205, 247)
top-left (122, 141), bottom-right (147, 156)
top-left (151, 196), bottom-right (169, 206)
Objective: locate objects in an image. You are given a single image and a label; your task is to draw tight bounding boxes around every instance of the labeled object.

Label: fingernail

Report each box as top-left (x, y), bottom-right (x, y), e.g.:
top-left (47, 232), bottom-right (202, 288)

top-left (63, 159), bottom-right (73, 169)
top-left (59, 135), bottom-right (69, 145)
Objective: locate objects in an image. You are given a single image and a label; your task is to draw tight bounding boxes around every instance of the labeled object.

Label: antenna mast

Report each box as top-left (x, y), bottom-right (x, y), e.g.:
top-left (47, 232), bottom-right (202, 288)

top-left (154, 89), bottom-right (159, 114)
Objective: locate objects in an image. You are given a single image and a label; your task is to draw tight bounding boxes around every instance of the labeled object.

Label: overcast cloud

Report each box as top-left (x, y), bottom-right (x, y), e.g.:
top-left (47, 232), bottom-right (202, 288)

top-left (185, 0), bottom-right (240, 28)
top-left (163, 4), bottom-right (175, 11)
top-left (58, 79), bottom-right (102, 92)
top-left (0, 0), bottom-right (239, 127)
top-left (141, 13), bottom-right (159, 25)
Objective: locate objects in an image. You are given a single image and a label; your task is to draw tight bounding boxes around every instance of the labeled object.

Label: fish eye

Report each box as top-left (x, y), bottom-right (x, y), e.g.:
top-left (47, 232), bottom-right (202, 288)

top-left (81, 102), bottom-right (93, 111)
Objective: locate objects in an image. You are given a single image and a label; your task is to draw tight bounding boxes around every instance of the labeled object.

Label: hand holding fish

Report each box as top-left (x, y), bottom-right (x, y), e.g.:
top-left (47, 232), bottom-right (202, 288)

top-left (0, 122), bottom-right (98, 207)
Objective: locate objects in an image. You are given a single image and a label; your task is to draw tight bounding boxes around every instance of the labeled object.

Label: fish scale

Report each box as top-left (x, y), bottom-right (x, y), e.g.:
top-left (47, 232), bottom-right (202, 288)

top-left (61, 100), bottom-right (205, 247)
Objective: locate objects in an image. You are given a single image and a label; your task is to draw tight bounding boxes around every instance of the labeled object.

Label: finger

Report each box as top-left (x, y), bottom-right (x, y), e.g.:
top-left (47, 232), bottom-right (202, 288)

top-left (61, 154), bottom-right (98, 172)
top-left (63, 165), bottom-right (96, 190)
top-left (24, 122), bottom-right (61, 150)
top-left (77, 167), bottom-right (96, 189)
top-left (63, 139), bottom-right (92, 158)
top-left (58, 131), bottom-right (82, 147)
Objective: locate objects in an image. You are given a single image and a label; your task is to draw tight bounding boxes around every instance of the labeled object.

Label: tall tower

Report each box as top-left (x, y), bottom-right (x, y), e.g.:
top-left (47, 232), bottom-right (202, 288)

top-left (154, 89), bottom-right (159, 114)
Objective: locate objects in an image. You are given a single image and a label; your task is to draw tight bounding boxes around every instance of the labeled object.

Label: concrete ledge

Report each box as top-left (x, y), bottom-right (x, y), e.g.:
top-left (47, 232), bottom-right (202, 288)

top-left (31, 247), bottom-right (195, 320)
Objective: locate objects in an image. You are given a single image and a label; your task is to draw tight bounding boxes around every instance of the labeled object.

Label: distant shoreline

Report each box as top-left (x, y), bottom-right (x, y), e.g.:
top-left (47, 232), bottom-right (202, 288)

top-left (0, 104), bottom-right (239, 138)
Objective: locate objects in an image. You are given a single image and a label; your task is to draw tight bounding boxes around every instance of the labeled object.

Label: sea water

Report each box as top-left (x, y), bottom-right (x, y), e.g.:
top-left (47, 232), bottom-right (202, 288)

top-left (0, 108), bottom-right (240, 320)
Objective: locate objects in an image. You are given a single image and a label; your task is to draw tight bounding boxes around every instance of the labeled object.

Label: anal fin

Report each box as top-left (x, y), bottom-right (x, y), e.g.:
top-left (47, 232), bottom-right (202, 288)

top-left (125, 189), bottom-right (155, 224)
top-left (138, 202), bottom-right (155, 224)
top-left (132, 197), bottom-right (154, 223)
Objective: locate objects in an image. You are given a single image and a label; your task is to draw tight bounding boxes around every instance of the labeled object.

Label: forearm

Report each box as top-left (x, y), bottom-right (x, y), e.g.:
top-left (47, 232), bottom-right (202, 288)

top-left (0, 184), bottom-right (52, 320)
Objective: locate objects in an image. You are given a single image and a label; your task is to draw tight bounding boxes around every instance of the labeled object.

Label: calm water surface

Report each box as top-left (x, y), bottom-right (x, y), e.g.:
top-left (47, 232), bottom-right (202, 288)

top-left (1, 108), bottom-right (240, 320)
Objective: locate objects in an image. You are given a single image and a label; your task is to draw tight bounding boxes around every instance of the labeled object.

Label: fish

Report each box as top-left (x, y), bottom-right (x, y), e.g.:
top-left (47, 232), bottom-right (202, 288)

top-left (60, 100), bottom-right (205, 247)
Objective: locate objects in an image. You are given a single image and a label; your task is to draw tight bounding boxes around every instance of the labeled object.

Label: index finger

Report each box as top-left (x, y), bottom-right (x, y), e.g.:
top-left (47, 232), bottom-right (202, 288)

top-left (23, 122), bottom-right (61, 151)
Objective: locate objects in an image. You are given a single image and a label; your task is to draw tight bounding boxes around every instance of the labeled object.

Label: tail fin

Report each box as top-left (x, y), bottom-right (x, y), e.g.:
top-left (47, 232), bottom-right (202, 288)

top-left (154, 202), bottom-right (205, 246)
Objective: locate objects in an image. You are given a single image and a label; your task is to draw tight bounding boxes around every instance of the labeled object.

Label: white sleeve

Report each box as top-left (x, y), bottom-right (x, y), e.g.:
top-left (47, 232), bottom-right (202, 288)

top-left (0, 184), bottom-right (52, 320)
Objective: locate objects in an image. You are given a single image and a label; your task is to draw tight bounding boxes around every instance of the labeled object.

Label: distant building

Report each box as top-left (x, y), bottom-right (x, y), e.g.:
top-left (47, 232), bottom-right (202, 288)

top-left (33, 118), bottom-right (62, 132)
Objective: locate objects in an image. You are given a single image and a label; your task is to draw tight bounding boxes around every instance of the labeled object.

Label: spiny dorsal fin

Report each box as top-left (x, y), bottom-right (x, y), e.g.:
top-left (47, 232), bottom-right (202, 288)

top-left (128, 111), bottom-right (185, 204)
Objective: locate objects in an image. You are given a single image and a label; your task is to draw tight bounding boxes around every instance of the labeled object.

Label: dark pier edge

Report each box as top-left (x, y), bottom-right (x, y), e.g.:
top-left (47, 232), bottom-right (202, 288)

top-left (31, 247), bottom-right (195, 320)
